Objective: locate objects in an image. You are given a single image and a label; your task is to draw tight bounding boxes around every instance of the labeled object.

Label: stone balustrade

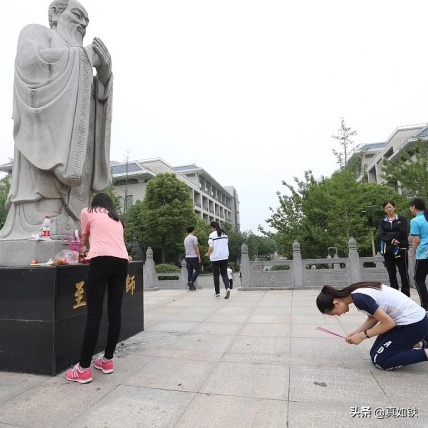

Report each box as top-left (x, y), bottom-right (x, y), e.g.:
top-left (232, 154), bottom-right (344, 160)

top-left (142, 237), bottom-right (415, 290)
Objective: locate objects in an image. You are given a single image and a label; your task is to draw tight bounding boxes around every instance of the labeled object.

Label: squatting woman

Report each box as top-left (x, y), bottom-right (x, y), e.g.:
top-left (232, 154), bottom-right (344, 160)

top-left (316, 282), bottom-right (428, 370)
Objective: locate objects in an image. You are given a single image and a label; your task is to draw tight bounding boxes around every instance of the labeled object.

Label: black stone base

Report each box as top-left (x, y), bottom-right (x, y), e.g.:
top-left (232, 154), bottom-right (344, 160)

top-left (0, 262), bottom-right (143, 375)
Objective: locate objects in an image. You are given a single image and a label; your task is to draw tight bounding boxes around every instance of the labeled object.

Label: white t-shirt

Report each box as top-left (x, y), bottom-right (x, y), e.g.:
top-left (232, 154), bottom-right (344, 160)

top-left (208, 231), bottom-right (229, 261)
top-left (227, 267), bottom-right (233, 279)
top-left (351, 284), bottom-right (426, 325)
top-left (184, 234), bottom-right (198, 257)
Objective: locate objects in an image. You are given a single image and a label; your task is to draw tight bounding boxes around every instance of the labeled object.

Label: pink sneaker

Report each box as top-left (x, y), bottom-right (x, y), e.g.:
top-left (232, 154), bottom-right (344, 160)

top-left (65, 364), bottom-right (92, 384)
top-left (94, 355), bottom-right (114, 374)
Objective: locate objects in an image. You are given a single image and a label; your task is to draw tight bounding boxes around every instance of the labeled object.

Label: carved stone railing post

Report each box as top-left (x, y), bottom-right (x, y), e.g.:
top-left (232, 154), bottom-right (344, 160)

top-left (180, 259), bottom-right (187, 289)
top-left (348, 237), bottom-right (361, 284)
top-left (292, 240), bottom-right (303, 287)
top-left (333, 253), bottom-right (340, 270)
top-left (375, 251), bottom-right (384, 268)
top-left (143, 247), bottom-right (156, 289)
top-left (241, 243), bottom-right (250, 288)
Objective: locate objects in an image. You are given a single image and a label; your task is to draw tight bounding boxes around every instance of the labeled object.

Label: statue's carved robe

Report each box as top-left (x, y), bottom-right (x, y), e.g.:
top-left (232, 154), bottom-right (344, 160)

top-left (0, 24), bottom-right (112, 240)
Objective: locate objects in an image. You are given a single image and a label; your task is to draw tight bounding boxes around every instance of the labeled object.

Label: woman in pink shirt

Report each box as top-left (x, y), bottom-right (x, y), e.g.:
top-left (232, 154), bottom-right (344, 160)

top-left (66, 193), bottom-right (131, 384)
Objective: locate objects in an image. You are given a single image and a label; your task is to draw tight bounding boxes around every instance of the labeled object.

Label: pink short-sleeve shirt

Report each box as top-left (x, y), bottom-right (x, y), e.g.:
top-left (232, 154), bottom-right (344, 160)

top-left (81, 207), bottom-right (129, 260)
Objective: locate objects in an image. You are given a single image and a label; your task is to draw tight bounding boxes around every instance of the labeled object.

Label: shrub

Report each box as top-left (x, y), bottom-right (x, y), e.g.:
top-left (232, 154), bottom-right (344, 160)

top-left (270, 265), bottom-right (290, 271)
top-left (155, 263), bottom-right (180, 281)
top-left (155, 263), bottom-right (180, 273)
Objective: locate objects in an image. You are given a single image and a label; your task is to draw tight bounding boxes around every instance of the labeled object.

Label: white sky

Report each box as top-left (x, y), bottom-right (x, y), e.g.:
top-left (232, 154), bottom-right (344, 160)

top-left (1, 1), bottom-right (428, 233)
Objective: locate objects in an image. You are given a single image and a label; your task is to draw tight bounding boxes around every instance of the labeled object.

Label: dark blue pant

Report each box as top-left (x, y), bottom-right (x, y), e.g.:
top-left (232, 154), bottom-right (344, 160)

top-left (370, 316), bottom-right (428, 370)
top-left (414, 259), bottom-right (428, 310)
top-left (383, 249), bottom-right (410, 296)
top-left (185, 257), bottom-right (200, 283)
top-left (212, 259), bottom-right (229, 295)
top-left (79, 256), bottom-right (128, 368)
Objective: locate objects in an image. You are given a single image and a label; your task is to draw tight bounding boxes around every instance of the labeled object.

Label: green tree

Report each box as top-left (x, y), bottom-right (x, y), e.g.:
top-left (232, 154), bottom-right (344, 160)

top-left (263, 169), bottom-right (405, 258)
top-left (260, 171), bottom-right (311, 258)
top-left (193, 216), bottom-right (210, 268)
top-left (298, 170), bottom-right (364, 257)
top-left (0, 175), bottom-right (11, 229)
top-left (245, 232), bottom-right (277, 260)
top-left (123, 198), bottom-right (210, 264)
top-left (382, 139), bottom-right (428, 200)
top-left (223, 222), bottom-right (245, 265)
top-left (105, 183), bottom-right (122, 213)
top-left (141, 173), bottom-right (196, 263)
top-left (123, 200), bottom-right (147, 259)
top-left (261, 119), bottom-right (410, 258)
top-left (332, 117), bottom-right (358, 169)
top-left (330, 119), bottom-right (359, 236)
top-left (304, 173), bottom-right (406, 257)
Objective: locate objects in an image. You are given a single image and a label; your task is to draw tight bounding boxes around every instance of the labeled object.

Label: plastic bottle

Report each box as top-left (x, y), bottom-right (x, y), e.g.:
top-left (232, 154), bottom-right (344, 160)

top-left (42, 215), bottom-right (51, 238)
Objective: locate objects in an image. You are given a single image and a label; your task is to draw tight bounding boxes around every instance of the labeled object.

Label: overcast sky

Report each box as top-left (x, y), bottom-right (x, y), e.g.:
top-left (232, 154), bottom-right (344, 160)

top-left (1, 1), bottom-right (428, 233)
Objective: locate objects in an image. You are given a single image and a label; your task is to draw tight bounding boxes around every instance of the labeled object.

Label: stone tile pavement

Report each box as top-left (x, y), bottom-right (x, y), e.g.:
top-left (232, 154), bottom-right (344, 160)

top-left (0, 276), bottom-right (427, 427)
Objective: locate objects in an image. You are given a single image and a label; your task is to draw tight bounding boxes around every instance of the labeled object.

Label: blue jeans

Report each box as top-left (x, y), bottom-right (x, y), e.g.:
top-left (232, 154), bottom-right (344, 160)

top-left (79, 256), bottom-right (128, 368)
top-left (369, 315), bottom-right (428, 370)
top-left (185, 257), bottom-right (200, 283)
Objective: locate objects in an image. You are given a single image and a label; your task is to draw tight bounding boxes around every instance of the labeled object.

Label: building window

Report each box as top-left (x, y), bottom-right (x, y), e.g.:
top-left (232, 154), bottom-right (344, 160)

top-left (384, 148), bottom-right (393, 159)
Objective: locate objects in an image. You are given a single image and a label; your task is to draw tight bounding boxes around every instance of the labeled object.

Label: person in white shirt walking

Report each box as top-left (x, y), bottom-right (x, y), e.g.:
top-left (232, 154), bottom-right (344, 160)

top-left (206, 221), bottom-right (230, 299)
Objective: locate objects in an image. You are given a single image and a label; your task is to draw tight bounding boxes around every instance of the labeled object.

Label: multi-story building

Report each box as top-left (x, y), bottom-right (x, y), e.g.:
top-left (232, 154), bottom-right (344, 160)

top-left (0, 160), bottom-right (12, 176)
top-left (111, 157), bottom-right (240, 230)
top-left (0, 157), bottom-right (240, 231)
top-left (352, 123), bottom-right (427, 184)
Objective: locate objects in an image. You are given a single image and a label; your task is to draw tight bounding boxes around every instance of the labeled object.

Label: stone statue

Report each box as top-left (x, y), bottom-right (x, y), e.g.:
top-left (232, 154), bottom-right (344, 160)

top-left (0, 0), bottom-right (112, 240)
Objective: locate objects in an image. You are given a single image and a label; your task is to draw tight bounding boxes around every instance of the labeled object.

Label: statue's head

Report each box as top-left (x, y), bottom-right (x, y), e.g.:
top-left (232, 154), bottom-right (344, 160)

top-left (48, 0), bottom-right (69, 28)
top-left (48, 0), bottom-right (89, 47)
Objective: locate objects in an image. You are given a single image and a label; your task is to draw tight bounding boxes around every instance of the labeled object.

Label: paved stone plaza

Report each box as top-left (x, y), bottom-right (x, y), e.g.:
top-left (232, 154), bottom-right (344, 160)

top-left (0, 276), bottom-right (426, 427)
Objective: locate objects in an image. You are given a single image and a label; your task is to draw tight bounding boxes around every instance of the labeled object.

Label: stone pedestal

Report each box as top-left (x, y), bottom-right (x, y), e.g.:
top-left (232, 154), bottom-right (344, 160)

top-left (0, 261), bottom-right (143, 375)
top-left (0, 239), bottom-right (69, 267)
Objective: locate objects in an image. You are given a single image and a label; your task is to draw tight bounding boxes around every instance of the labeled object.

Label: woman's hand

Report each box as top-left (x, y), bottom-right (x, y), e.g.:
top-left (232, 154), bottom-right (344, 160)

top-left (346, 309), bottom-right (395, 346)
top-left (346, 332), bottom-right (365, 345)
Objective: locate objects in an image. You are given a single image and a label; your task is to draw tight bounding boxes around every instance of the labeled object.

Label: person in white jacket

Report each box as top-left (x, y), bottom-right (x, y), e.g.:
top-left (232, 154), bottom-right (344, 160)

top-left (206, 221), bottom-right (230, 299)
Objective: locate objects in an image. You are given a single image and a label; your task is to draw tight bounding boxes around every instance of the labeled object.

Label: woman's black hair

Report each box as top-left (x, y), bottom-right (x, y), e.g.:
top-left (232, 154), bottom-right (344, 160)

top-left (316, 282), bottom-right (382, 314)
top-left (410, 197), bottom-right (428, 222)
top-left (210, 221), bottom-right (225, 237)
top-left (88, 193), bottom-right (122, 224)
top-left (382, 200), bottom-right (395, 208)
